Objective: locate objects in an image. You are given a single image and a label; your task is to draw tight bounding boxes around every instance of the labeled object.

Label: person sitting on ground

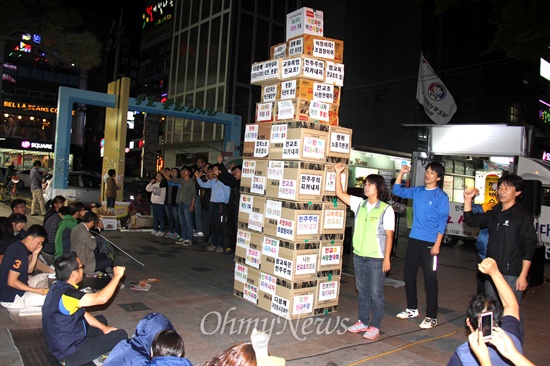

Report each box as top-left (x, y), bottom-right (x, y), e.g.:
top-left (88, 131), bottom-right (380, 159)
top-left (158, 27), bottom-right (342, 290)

top-left (448, 258), bottom-right (523, 365)
top-left (70, 211), bottom-right (113, 275)
top-left (43, 206), bottom-right (69, 257)
top-left (55, 202), bottom-right (86, 258)
top-left (120, 192), bottom-right (150, 227)
top-left (105, 312), bottom-right (175, 366)
top-left (467, 326), bottom-right (535, 366)
top-left (43, 195), bottom-right (66, 225)
top-left (0, 213), bottom-right (27, 254)
top-left (0, 211), bottom-right (55, 275)
top-left (42, 252), bottom-right (128, 365)
top-left (10, 198), bottom-right (27, 215)
top-left (0, 224), bottom-right (49, 309)
top-left (205, 342), bottom-right (257, 366)
top-left (205, 329), bottom-right (285, 366)
top-left (147, 330), bottom-right (193, 366)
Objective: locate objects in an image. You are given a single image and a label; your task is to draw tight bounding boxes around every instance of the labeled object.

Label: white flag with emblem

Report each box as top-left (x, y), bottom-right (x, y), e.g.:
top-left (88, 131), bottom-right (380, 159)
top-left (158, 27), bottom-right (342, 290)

top-left (416, 53), bottom-right (457, 124)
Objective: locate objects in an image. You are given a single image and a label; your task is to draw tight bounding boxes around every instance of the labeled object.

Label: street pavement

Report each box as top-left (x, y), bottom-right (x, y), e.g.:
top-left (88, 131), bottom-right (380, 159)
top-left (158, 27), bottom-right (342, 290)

top-left (0, 199), bottom-right (549, 365)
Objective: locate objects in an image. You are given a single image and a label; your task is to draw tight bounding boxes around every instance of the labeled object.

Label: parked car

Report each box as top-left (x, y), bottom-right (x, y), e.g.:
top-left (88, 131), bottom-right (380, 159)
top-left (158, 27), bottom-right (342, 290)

top-left (15, 169), bottom-right (48, 188)
top-left (43, 171), bottom-right (102, 207)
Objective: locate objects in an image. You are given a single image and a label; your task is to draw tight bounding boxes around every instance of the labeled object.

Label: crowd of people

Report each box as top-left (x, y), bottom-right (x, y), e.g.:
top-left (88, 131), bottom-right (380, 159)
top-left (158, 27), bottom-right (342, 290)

top-left (0, 156), bottom-right (540, 365)
top-left (153, 155), bottom-right (242, 254)
top-left (334, 161), bottom-right (537, 365)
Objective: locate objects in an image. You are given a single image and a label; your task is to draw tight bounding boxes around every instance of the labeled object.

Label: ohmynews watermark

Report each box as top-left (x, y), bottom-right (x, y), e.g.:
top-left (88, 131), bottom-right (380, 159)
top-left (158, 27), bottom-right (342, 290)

top-left (200, 307), bottom-right (351, 341)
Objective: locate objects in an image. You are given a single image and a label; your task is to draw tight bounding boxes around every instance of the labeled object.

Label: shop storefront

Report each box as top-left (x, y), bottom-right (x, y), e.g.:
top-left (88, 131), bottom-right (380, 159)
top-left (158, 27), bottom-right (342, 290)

top-left (1, 102), bottom-right (56, 170)
top-left (348, 148), bottom-right (411, 190)
top-left (0, 135), bottom-right (54, 170)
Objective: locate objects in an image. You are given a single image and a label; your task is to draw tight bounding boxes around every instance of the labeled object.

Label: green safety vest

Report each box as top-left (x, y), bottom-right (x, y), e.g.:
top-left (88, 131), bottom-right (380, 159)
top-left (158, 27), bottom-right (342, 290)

top-left (352, 200), bottom-right (389, 258)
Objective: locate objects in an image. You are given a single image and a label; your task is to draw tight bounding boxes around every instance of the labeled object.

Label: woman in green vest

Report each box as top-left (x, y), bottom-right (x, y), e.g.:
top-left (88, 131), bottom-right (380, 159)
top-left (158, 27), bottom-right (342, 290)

top-left (334, 163), bottom-right (395, 340)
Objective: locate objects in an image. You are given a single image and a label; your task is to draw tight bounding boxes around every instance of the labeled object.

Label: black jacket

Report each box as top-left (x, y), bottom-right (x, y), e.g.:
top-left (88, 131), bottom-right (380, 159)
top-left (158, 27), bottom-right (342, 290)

top-left (464, 202), bottom-right (538, 276)
top-left (217, 164), bottom-right (240, 211)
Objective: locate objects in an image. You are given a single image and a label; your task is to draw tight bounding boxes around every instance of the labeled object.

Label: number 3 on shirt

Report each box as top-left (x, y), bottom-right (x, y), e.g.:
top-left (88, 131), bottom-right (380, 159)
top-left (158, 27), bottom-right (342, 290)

top-left (12, 260), bottom-right (22, 269)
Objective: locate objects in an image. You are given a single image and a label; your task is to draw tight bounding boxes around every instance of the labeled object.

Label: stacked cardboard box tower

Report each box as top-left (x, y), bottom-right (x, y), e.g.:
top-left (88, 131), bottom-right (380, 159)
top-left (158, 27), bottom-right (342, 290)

top-left (233, 7), bottom-right (353, 320)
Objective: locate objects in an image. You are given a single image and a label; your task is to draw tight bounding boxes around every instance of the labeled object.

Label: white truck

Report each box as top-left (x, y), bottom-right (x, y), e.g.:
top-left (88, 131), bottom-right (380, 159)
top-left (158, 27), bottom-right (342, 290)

top-left (410, 125), bottom-right (550, 260)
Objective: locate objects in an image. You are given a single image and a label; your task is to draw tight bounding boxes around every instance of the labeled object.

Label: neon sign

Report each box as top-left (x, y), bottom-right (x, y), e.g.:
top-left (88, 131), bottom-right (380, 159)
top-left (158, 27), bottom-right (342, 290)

top-left (540, 100), bottom-right (550, 124)
top-left (142, 0), bottom-right (174, 29)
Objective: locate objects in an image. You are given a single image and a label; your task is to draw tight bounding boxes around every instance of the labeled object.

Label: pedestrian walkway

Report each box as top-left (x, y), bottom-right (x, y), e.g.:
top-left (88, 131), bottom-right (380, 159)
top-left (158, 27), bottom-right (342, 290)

top-left (0, 202), bottom-right (548, 365)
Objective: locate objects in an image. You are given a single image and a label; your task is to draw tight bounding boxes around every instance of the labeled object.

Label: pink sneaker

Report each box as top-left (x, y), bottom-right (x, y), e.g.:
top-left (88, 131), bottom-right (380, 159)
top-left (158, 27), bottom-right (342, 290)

top-left (363, 326), bottom-right (380, 340)
top-left (347, 321), bottom-right (369, 333)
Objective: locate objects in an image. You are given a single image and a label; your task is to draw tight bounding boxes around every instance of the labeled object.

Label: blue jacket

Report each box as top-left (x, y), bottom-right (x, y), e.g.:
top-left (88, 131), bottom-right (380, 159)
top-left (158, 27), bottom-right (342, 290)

top-left (148, 356), bottom-right (193, 366)
top-left (104, 313), bottom-right (175, 366)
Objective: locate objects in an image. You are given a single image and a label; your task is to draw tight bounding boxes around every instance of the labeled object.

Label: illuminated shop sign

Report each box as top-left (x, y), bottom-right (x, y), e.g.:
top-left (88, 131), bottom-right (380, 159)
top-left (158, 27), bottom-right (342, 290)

top-left (540, 100), bottom-right (550, 124)
top-left (3, 101), bottom-right (75, 115)
top-left (21, 140), bottom-right (54, 151)
top-left (142, 0), bottom-right (174, 29)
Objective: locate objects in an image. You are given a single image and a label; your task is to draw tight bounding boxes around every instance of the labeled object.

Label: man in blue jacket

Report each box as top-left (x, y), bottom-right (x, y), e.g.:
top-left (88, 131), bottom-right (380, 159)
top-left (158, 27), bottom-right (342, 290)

top-left (42, 252), bottom-right (128, 365)
top-left (393, 162), bottom-right (449, 329)
top-left (105, 312), bottom-right (175, 366)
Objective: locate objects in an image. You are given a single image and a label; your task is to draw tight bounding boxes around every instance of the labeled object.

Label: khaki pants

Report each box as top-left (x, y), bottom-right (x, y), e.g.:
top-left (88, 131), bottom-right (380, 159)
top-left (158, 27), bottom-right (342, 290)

top-left (31, 188), bottom-right (46, 215)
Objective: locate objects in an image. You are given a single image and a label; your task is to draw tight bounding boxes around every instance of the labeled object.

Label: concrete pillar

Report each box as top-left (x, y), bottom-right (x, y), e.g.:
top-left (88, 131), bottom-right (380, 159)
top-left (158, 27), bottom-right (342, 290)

top-left (101, 77), bottom-right (130, 202)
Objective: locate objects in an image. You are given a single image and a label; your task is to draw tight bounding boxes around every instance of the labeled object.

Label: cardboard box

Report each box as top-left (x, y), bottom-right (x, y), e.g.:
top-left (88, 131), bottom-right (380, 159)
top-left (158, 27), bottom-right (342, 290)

top-left (99, 215), bottom-right (117, 231)
top-left (323, 164), bottom-right (349, 196)
top-left (258, 286), bottom-right (316, 320)
top-left (275, 98), bottom-right (338, 125)
top-left (286, 7), bottom-right (324, 41)
top-left (250, 59), bottom-right (281, 85)
top-left (242, 123), bottom-right (272, 159)
top-left (261, 83), bottom-right (280, 102)
top-left (234, 262), bottom-right (260, 305)
top-left (262, 200), bottom-right (323, 240)
top-left (288, 35), bottom-right (344, 63)
top-left (240, 159), bottom-right (268, 195)
top-left (317, 240), bottom-right (344, 271)
top-left (260, 238), bottom-right (319, 275)
top-left (315, 275), bottom-right (341, 308)
top-left (280, 79), bottom-right (341, 105)
top-left (327, 126), bottom-right (352, 160)
top-left (130, 215), bottom-right (154, 228)
top-left (280, 56), bottom-right (325, 81)
top-left (261, 276), bottom-right (317, 317)
top-left (100, 201), bottom-right (130, 217)
top-left (266, 162), bottom-right (325, 202)
top-left (255, 102), bottom-right (275, 123)
top-left (270, 42), bottom-right (287, 59)
top-left (237, 195), bottom-right (266, 232)
top-left (235, 229), bottom-right (264, 260)
top-left (325, 61), bottom-right (345, 87)
top-left (242, 140), bottom-right (269, 159)
top-left (269, 127), bottom-right (328, 161)
top-left (320, 201), bottom-right (347, 235)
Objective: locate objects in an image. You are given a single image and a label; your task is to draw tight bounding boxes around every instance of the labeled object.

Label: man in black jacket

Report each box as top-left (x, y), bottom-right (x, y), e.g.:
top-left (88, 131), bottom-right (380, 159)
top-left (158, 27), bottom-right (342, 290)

top-left (463, 174), bottom-right (537, 312)
top-left (216, 155), bottom-right (241, 254)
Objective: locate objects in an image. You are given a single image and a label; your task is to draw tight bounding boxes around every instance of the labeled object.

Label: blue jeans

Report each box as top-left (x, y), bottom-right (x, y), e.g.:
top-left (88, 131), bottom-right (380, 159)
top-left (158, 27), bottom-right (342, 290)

top-left (165, 205), bottom-right (180, 234)
top-left (354, 254), bottom-right (385, 329)
top-left (194, 195), bottom-right (203, 232)
top-left (151, 203), bottom-right (164, 232)
top-left (178, 202), bottom-right (193, 240)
